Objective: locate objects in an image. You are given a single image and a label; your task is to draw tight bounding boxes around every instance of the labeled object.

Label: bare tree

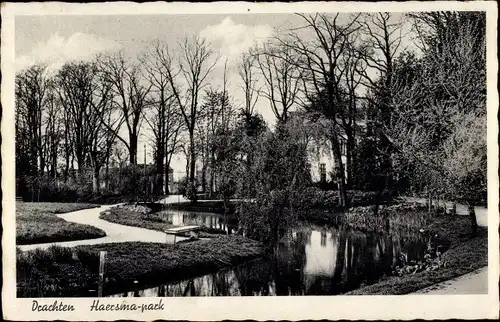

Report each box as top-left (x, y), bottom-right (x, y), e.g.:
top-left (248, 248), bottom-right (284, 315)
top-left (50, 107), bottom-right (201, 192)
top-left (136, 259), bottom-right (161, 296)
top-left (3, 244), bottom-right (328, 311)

top-left (142, 41), bottom-right (184, 195)
top-left (354, 13), bottom-right (406, 189)
top-left (55, 62), bottom-right (94, 178)
top-left (15, 65), bottom-right (49, 178)
top-left (237, 51), bottom-right (261, 117)
top-left (99, 51), bottom-right (152, 165)
top-left (15, 64), bottom-right (51, 200)
top-left (283, 13), bottom-right (362, 206)
top-left (55, 61), bottom-right (115, 193)
top-left (163, 36), bottom-right (220, 184)
top-left (42, 84), bottom-right (63, 179)
top-left (254, 41), bottom-right (302, 124)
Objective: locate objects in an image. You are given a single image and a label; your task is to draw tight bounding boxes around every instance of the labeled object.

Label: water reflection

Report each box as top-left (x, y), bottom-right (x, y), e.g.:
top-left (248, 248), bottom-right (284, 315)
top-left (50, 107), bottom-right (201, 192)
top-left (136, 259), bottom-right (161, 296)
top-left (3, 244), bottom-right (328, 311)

top-left (110, 224), bottom-right (426, 297)
top-left (157, 210), bottom-right (237, 234)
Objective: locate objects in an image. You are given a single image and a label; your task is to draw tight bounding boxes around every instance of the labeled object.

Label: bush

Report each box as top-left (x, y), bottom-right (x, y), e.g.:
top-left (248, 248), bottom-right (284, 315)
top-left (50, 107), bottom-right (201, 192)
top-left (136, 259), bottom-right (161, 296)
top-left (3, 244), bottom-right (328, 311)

top-left (18, 177), bottom-right (94, 203)
top-left (185, 182), bottom-right (198, 202)
top-left (239, 189), bottom-right (298, 246)
top-left (293, 188), bottom-right (394, 213)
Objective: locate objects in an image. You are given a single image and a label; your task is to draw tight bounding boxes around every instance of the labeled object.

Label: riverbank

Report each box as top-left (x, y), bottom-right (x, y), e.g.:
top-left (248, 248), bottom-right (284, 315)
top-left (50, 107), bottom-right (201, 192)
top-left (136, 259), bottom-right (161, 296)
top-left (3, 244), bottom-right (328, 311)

top-left (99, 205), bottom-right (227, 237)
top-left (17, 234), bottom-right (265, 297)
top-left (16, 202), bottom-right (106, 245)
top-left (344, 214), bottom-right (488, 295)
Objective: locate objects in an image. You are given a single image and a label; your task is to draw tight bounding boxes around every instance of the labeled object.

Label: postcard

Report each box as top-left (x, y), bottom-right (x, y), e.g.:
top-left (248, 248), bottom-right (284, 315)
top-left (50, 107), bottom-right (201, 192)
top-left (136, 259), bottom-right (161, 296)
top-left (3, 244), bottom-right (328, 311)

top-left (2, 1), bottom-right (499, 320)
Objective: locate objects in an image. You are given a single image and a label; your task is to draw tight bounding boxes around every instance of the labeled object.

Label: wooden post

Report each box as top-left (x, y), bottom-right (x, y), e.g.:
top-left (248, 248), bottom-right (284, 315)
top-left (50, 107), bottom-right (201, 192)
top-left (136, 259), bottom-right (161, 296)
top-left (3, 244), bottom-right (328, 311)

top-left (98, 251), bottom-right (107, 297)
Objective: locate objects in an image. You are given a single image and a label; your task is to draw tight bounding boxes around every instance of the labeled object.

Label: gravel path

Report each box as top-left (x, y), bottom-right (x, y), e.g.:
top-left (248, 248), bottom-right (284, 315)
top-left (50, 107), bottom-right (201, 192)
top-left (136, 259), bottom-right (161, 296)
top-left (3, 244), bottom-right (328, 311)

top-left (18, 197), bottom-right (192, 251)
top-left (413, 267), bottom-right (489, 294)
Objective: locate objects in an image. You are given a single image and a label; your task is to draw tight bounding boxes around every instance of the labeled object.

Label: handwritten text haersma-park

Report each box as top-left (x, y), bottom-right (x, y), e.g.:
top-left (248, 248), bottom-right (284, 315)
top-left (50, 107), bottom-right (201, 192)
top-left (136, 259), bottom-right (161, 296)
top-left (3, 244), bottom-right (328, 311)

top-left (31, 299), bottom-right (165, 313)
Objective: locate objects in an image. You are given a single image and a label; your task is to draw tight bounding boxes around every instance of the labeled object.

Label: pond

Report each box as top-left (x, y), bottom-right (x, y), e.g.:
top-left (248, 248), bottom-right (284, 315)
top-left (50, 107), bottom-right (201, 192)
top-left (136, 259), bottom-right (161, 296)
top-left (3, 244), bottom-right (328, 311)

top-left (109, 212), bottom-right (428, 297)
top-left (156, 209), bottom-right (239, 234)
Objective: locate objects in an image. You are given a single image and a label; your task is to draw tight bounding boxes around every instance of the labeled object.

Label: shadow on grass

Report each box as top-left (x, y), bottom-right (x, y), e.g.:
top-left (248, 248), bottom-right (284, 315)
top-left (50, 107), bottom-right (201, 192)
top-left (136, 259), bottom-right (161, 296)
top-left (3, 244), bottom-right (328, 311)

top-left (16, 202), bottom-right (106, 245)
top-left (17, 235), bottom-right (265, 297)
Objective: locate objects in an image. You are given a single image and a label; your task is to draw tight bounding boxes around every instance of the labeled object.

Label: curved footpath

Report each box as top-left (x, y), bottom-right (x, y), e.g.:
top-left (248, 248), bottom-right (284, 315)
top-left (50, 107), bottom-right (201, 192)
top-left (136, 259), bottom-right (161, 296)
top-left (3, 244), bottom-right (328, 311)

top-left (18, 199), bottom-right (190, 252)
top-left (413, 267), bottom-right (489, 294)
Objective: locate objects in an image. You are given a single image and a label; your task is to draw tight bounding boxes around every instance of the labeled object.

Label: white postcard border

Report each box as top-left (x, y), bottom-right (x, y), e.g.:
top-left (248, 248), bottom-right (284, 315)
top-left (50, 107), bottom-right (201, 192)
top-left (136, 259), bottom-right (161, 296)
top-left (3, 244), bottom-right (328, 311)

top-left (2, 1), bottom-right (499, 320)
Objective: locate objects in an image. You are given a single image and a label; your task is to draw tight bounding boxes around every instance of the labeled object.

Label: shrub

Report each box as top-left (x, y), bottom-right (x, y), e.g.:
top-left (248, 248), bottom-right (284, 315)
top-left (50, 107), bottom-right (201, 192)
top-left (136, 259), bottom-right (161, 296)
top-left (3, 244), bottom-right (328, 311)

top-left (239, 189), bottom-right (298, 246)
top-left (293, 188), bottom-right (394, 213)
top-left (185, 182), bottom-right (198, 202)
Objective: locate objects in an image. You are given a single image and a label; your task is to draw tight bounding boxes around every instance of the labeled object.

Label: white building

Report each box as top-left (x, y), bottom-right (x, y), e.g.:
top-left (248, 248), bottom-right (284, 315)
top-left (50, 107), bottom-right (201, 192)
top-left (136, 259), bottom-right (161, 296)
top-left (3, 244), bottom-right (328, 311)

top-left (307, 136), bottom-right (348, 183)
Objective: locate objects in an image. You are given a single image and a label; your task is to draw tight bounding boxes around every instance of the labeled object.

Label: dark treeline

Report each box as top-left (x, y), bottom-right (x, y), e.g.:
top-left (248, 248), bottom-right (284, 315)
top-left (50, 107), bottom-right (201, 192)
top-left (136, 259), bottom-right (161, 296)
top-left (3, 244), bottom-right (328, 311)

top-left (16, 12), bottom-right (486, 211)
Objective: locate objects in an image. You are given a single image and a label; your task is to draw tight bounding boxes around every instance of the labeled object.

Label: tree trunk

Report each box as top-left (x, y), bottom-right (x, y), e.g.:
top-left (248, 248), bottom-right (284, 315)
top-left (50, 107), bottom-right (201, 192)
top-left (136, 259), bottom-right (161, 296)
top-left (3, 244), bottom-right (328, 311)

top-left (51, 148), bottom-right (57, 180)
top-left (208, 151), bottom-right (215, 197)
top-left (155, 150), bottom-right (164, 196)
top-left (468, 204), bottom-right (478, 236)
top-left (201, 164), bottom-right (207, 194)
top-left (331, 136), bottom-right (348, 207)
top-left (129, 134), bottom-right (138, 165)
top-left (92, 167), bottom-right (100, 194)
top-left (346, 134), bottom-right (355, 189)
top-left (64, 152), bottom-right (70, 183)
top-left (185, 153), bottom-right (190, 182)
top-left (105, 158), bottom-right (110, 190)
top-left (189, 131), bottom-right (196, 184)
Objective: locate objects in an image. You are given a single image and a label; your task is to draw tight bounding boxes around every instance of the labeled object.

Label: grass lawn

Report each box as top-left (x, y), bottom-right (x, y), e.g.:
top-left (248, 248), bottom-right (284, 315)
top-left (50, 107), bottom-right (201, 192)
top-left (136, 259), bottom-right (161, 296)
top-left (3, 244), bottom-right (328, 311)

top-left (16, 202), bottom-right (106, 245)
top-left (17, 235), bottom-right (265, 297)
top-left (100, 206), bottom-right (227, 237)
top-left (345, 214), bottom-right (488, 295)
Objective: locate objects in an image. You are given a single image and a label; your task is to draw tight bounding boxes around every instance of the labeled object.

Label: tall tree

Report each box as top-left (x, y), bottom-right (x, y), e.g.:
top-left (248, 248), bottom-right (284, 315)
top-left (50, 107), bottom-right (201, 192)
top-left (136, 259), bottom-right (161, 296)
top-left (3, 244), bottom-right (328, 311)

top-left (55, 61), bottom-right (115, 193)
top-left (356, 13), bottom-right (406, 191)
top-left (284, 13), bottom-right (362, 206)
top-left (15, 65), bottom-right (49, 178)
top-left (99, 51), bottom-right (152, 164)
top-left (387, 11), bottom-right (486, 229)
top-left (163, 36), bottom-right (220, 184)
top-left (142, 41), bottom-right (184, 195)
top-left (237, 52), bottom-right (261, 118)
top-left (42, 85), bottom-right (63, 179)
top-left (254, 41), bottom-right (302, 124)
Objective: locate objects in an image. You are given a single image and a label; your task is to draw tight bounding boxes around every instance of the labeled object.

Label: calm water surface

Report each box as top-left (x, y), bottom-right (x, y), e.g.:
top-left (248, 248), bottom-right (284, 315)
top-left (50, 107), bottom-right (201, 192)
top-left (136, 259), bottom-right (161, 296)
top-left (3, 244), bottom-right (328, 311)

top-left (109, 210), bottom-right (427, 297)
top-left (159, 209), bottom-right (238, 234)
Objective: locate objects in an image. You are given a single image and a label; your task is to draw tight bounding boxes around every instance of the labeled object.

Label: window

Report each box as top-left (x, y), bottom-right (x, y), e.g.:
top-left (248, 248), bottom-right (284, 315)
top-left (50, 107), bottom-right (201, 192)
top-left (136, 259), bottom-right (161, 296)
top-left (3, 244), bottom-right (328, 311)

top-left (319, 163), bottom-right (326, 182)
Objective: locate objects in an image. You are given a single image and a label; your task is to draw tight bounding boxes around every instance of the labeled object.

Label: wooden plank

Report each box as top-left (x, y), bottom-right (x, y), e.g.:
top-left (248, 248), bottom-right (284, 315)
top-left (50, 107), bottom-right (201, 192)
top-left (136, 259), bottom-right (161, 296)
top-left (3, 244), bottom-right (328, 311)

top-left (164, 225), bottom-right (201, 234)
top-left (164, 225), bottom-right (201, 245)
top-left (98, 251), bottom-right (107, 297)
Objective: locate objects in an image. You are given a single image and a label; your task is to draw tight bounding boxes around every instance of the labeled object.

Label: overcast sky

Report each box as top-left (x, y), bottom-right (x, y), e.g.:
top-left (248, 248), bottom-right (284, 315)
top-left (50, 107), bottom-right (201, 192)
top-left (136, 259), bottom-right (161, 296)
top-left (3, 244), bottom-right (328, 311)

top-left (15, 13), bottom-right (412, 176)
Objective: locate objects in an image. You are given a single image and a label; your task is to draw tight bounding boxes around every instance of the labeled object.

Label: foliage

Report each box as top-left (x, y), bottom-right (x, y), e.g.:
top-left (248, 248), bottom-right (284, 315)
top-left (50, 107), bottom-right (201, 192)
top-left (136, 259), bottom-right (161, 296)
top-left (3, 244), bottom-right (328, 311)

top-left (345, 215), bottom-right (488, 295)
top-left (237, 124), bottom-right (311, 245)
top-left (392, 245), bottom-right (446, 277)
top-left (293, 187), bottom-right (393, 213)
top-left (385, 12), bottom-right (486, 202)
top-left (184, 182), bottom-right (198, 202)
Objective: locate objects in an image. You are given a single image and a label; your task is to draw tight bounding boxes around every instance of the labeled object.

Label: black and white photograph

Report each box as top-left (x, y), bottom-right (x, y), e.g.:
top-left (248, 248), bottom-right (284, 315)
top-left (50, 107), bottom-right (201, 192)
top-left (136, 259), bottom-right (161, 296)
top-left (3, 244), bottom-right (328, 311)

top-left (2, 1), bottom-right (498, 320)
